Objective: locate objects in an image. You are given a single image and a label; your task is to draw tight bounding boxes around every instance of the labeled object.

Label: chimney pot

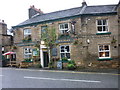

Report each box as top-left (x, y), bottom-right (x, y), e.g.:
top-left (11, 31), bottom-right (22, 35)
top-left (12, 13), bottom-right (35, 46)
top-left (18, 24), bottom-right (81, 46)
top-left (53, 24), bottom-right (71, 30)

top-left (82, 0), bottom-right (87, 7)
top-left (2, 20), bottom-right (4, 23)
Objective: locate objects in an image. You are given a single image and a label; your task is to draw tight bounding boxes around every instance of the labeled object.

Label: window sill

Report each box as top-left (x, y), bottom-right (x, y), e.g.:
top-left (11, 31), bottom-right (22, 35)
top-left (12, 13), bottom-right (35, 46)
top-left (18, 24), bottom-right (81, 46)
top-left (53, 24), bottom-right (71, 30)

top-left (22, 40), bottom-right (32, 43)
top-left (96, 32), bottom-right (111, 35)
top-left (97, 58), bottom-right (113, 61)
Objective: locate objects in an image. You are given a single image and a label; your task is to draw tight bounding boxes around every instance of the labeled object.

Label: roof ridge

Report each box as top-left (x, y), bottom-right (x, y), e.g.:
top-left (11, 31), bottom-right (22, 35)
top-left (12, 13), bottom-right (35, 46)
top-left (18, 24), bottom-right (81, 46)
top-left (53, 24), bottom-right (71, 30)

top-left (87, 4), bottom-right (117, 7)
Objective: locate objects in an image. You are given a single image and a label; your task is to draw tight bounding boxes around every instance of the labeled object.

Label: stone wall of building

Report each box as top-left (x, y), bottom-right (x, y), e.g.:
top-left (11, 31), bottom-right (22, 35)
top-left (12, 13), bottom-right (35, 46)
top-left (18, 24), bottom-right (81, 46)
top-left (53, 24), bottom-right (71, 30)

top-left (13, 14), bottom-right (119, 68)
top-left (117, 3), bottom-right (120, 58)
top-left (0, 21), bottom-right (13, 54)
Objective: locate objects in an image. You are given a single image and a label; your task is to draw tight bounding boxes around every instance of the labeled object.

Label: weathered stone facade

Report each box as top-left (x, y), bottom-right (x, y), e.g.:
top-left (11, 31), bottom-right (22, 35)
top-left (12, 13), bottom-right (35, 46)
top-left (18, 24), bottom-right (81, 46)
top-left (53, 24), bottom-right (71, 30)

top-left (0, 20), bottom-right (13, 54)
top-left (12, 1), bottom-right (120, 68)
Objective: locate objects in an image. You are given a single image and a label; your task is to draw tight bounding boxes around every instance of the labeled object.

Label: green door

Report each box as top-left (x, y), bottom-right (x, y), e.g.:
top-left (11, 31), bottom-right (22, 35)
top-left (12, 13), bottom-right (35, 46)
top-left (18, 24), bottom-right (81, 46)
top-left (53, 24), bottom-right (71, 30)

top-left (43, 52), bottom-right (49, 67)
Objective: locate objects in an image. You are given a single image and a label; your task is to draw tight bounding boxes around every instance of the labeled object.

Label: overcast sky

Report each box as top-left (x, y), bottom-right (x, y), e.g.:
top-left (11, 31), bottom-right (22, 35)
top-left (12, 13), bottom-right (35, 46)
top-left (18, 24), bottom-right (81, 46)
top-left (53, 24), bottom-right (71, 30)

top-left (0, 0), bottom-right (119, 29)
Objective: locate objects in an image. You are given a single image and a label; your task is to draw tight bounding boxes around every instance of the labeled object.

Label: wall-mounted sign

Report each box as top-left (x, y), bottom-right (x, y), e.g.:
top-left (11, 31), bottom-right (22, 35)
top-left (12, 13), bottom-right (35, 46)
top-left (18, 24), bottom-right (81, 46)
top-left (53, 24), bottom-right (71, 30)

top-left (57, 61), bottom-right (62, 69)
top-left (52, 48), bottom-right (57, 56)
top-left (32, 48), bottom-right (39, 56)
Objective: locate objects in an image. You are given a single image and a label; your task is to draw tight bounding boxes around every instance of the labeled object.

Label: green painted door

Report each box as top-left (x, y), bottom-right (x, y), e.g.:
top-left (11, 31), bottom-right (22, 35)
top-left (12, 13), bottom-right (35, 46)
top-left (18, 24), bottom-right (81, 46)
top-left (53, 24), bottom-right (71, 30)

top-left (43, 52), bottom-right (49, 67)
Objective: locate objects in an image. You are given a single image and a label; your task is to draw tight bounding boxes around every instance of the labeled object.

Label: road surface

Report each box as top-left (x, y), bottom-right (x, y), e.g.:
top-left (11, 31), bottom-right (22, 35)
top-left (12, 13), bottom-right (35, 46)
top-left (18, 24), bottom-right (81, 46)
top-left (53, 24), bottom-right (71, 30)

top-left (0, 67), bottom-right (119, 88)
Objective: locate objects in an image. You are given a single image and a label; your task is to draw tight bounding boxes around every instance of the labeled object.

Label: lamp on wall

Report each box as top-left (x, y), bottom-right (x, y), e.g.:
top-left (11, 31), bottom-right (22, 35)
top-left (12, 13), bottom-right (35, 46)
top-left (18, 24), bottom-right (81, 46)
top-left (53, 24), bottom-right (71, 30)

top-left (87, 39), bottom-right (90, 44)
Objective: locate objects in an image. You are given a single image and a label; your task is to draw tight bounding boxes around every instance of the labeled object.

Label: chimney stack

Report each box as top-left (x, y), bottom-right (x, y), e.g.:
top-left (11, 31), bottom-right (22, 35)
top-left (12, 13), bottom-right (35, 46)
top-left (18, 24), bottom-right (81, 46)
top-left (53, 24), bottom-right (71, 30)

top-left (29, 5), bottom-right (44, 19)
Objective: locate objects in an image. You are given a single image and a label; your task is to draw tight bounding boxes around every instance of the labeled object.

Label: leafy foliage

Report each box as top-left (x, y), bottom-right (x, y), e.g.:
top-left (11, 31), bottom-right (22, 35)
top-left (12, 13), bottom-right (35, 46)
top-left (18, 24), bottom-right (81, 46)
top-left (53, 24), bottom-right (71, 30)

top-left (67, 60), bottom-right (76, 70)
top-left (41, 27), bottom-right (57, 47)
top-left (68, 60), bottom-right (76, 65)
top-left (48, 61), bottom-right (54, 69)
top-left (61, 57), bottom-right (68, 62)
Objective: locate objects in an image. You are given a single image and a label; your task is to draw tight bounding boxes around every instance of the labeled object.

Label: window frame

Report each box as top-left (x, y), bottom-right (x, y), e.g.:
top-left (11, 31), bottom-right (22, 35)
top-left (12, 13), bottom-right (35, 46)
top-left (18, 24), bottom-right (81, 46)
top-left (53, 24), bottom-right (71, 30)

top-left (98, 44), bottom-right (111, 59)
top-left (60, 45), bottom-right (71, 60)
top-left (59, 23), bottom-right (69, 34)
top-left (24, 48), bottom-right (32, 59)
top-left (23, 28), bottom-right (32, 38)
top-left (41, 26), bottom-right (48, 38)
top-left (96, 19), bottom-right (109, 33)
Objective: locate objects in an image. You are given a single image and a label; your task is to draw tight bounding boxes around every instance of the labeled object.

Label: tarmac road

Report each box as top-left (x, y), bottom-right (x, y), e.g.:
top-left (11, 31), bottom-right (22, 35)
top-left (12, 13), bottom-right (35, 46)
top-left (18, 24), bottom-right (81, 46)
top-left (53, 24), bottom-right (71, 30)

top-left (0, 67), bottom-right (119, 88)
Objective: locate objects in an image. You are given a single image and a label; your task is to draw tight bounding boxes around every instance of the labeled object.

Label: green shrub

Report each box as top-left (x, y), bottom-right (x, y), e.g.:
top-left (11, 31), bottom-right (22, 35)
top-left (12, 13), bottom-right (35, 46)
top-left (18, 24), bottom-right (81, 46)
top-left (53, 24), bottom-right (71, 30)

top-left (61, 57), bottom-right (68, 62)
top-left (67, 60), bottom-right (76, 70)
top-left (67, 64), bottom-right (76, 70)
top-left (48, 61), bottom-right (54, 69)
top-left (68, 60), bottom-right (76, 65)
top-left (24, 58), bottom-right (32, 62)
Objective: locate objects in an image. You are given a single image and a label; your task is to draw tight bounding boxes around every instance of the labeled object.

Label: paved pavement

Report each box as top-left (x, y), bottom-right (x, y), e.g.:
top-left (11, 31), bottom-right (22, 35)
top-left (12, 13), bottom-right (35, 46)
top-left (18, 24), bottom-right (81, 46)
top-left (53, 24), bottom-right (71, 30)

top-left (0, 67), bottom-right (119, 88)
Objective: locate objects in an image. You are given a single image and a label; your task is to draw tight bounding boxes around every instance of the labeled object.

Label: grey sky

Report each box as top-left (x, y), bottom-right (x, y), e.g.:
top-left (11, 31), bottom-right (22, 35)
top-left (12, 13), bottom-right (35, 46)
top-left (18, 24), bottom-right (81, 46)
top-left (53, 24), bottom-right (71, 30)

top-left (0, 0), bottom-right (119, 29)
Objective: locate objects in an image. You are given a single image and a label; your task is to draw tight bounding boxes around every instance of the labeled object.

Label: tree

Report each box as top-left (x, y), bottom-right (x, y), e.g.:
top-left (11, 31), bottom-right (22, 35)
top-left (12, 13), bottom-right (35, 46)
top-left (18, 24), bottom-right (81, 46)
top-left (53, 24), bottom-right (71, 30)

top-left (41, 26), bottom-right (57, 59)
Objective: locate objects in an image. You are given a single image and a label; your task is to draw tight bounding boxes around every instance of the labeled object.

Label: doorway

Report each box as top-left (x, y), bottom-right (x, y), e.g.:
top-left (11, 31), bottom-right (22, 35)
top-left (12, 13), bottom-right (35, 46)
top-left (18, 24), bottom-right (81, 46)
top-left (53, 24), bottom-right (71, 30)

top-left (43, 52), bottom-right (49, 67)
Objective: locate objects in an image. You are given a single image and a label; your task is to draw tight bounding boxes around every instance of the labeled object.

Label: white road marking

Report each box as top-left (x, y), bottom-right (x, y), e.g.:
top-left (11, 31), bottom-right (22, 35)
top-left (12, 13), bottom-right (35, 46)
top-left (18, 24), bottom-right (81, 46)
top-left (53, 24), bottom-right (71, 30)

top-left (0, 75), bottom-right (3, 77)
top-left (24, 76), bottom-right (101, 83)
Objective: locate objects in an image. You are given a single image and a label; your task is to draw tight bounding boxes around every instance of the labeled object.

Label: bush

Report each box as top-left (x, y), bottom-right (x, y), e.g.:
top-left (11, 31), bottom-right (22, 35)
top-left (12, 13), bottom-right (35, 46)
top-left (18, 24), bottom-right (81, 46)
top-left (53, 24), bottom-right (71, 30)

top-left (67, 60), bottom-right (76, 70)
top-left (24, 58), bottom-right (32, 62)
top-left (61, 57), bottom-right (68, 62)
top-left (67, 64), bottom-right (76, 70)
top-left (68, 60), bottom-right (76, 65)
top-left (48, 61), bottom-right (54, 69)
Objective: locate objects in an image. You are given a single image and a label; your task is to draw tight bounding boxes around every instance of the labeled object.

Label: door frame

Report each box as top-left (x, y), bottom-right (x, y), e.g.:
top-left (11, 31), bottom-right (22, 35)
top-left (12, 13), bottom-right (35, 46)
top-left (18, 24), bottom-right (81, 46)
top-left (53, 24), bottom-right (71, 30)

top-left (40, 45), bottom-right (50, 67)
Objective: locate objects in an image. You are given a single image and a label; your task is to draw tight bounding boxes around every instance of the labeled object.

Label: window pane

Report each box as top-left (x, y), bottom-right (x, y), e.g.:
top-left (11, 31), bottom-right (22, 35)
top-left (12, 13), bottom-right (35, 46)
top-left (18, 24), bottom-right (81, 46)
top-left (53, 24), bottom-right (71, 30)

top-left (65, 24), bottom-right (68, 28)
top-left (105, 26), bottom-right (108, 31)
top-left (61, 53), bottom-right (65, 58)
top-left (65, 30), bottom-right (68, 33)
top-left (105, 52), bottom-right (109, 57)
top-left (65, 46), bottom-right (69, 52)
top-left (98, 26), bottom-right (102, 31)
top-left (99, 45), bottom-right (104, 51)
top-left (41, 26), bottom-right (47, 38)
top-left (61, 46), bottom-right (64, 49)
top-left (104, 45), bottom-right (109, 50)
top-left (99, 52), bottom-right (105, 57)
top-left (24, 30), bottom-right (27, 34)
top-left (24, 29), bottom-right (31, 37)
top-left (29, 49), bottom-right (32, 53)
top-left (61, 46), bottom-right (64, 52)
top-left (28, 29), bottom-right (31, 33)
top-left (60, 24), bottom-right (64, 29)
top-left (103, 20), bottom-right (107, 25)
top-left (29, 55), bottom-right (32, 58)
top-left (97, 20), bottom-right (102, 25)
top-left (24, 55), bottom-right (29, 58)
top-left (62, 30), bottom-right (65, 33)
top-left (66, 53), bottom-right (70, 59)
top-left (61, 49), bottom-right (64, 52)
top-left (103, 26), bottom-right (107, 31)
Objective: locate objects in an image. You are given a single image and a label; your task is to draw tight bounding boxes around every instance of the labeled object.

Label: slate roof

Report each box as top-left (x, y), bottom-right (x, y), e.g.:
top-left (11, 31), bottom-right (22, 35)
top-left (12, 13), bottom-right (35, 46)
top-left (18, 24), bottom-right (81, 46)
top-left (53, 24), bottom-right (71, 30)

top-left (15, 7), bottom-right (83, 27)
top-left (83, 5), bottom-right (117, 14)
top-left (13, 4), bottom-right (117, 28)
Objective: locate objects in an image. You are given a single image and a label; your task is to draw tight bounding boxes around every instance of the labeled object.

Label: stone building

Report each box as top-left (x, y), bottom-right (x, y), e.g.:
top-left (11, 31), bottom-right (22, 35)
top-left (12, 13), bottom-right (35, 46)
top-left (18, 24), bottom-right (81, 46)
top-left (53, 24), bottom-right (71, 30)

top-left (12, 1), bottom-right (120, 68)
top-left (0, 20), bottom-right (13, 54)
top-left (0, 20), bottom-right (13, 66)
